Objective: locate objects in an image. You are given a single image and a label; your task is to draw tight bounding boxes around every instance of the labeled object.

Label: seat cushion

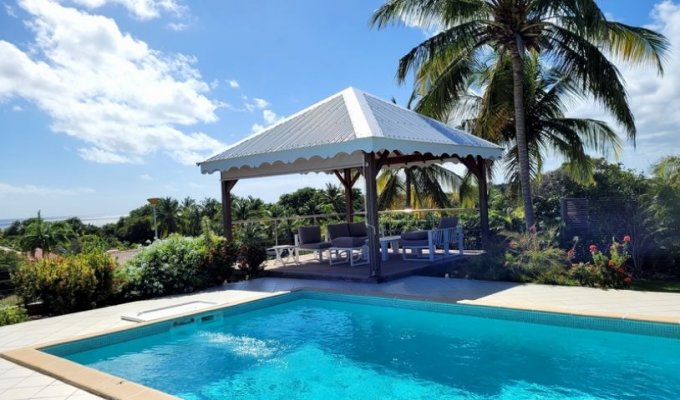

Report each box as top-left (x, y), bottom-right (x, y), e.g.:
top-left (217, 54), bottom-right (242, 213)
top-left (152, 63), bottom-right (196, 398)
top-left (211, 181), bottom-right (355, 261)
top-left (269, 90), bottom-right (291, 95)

top-left (401, 230), bottom-right (428, 241)
top-left (298, 226), bottom-right (321, 245)
top-left (438, 217), bottom-right (458, 229)
top-left (400, 239), bottom-right (429, 247)
top-left (327, 223), bottom-right (350, 240)
top-left (331, 237), bottom-right (366, 248)
top-left (299, 241), bottom-right (332, 250)
top-left (348, 222), bottom-right (367, 237)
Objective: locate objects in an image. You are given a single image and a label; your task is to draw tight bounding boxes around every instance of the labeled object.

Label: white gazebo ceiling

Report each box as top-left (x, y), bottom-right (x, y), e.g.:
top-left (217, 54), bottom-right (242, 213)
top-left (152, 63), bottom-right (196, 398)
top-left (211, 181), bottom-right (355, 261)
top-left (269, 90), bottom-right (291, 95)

top-left (198, 87), bottom-right (503, 180)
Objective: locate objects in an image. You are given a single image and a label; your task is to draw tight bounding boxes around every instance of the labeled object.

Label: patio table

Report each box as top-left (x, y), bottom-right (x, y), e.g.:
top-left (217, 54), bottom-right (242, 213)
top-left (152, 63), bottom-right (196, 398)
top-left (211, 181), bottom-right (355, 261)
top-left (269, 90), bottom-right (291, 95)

top-left (379, 235), bottom-right (401, 261)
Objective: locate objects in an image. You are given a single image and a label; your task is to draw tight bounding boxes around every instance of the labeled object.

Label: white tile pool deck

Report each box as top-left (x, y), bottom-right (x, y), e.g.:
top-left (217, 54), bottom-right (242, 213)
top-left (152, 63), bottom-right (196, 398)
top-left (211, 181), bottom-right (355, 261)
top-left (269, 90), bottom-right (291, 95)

top-left (2, 276), bottom-right (680, 399)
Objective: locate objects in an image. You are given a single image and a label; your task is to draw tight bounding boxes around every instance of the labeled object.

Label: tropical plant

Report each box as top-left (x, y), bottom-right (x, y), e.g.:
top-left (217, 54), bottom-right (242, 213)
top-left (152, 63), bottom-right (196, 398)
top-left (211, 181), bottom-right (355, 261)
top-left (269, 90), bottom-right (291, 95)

top-left (121, 234), bottom-right (236, 299)
top-left (0, 305), bottom-right (28, 326)
top-left (319, 183), bottom-right (345, 214)
top-left (378, 165), bottom-right (465, 210)
top-left (645, 156), bottom-right (680, 272)
top-left (156, 197), bottom-right (180, 237)
top-left (461, 53), bottom-right (622, 189)
top-left (19, 211), bottom-right (74, 256)
top-left (180, 197), bottom-right (203, 237)
top-left (371, 0), bottom-right (668, 229)
top-left (12, 250), bottom-right (116, 314)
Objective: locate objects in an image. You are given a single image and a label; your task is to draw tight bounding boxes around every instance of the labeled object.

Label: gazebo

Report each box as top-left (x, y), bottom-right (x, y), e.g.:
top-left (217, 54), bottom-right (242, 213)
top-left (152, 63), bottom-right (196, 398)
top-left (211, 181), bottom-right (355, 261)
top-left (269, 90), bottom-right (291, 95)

top-left (198, 87), bottom-right (503, 278)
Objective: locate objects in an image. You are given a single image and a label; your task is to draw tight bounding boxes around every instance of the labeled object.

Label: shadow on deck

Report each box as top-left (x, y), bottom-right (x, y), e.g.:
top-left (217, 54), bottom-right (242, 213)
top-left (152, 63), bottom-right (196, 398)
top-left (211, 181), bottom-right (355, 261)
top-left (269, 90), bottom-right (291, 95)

top-left (264, 250), bottom-right (483, 283)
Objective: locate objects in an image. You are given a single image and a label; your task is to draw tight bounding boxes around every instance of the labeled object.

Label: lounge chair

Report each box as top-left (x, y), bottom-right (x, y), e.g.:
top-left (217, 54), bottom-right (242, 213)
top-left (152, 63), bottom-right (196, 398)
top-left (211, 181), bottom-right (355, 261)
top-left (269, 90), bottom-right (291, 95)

top-left (327, 222), bottom-right (369, 266)
top-left (294, 225), bottom-right (332, 262)
top-left (400, 217), bottom-right (464, 261)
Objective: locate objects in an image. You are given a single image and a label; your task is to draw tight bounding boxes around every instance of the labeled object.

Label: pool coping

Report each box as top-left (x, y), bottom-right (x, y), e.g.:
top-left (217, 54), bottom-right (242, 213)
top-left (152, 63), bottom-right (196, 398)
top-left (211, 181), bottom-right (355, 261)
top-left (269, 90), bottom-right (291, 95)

top-left (2, 287), bottom-right (680, 400)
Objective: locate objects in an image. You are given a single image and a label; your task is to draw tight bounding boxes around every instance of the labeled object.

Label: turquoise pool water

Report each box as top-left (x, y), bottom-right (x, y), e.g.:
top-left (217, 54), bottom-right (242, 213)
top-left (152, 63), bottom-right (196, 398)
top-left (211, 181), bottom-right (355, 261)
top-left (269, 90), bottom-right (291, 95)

top-left (46, 292), bottom-right (680, 399)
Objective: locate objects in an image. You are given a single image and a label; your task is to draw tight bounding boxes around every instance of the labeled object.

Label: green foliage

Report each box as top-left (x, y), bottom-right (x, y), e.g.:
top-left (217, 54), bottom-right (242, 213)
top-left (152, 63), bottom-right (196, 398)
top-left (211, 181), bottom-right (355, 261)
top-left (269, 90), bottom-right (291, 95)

top-left (503, 230), bottom-right (574, 285)
top-left (0, 250), bottom-right (23, 291)
top-left (19, 211), bottom-right (74, 256)
top-left (576, 239), bottom-right (633, 289)
top-left (236, 242), bottom-right (267, 279)
top-left (11, 251), bottom-right (116, 315)
top-left (121, 234), bottom-right (236, 299)
top-left (0, 305), bottom-right (29, 326)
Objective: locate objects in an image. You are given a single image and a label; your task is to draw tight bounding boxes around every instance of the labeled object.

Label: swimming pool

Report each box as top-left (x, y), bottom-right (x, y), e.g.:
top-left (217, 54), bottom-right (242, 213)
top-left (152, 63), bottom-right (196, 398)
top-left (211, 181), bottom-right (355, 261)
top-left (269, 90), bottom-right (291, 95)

top-left (43, 291), bottom-right (680, 399)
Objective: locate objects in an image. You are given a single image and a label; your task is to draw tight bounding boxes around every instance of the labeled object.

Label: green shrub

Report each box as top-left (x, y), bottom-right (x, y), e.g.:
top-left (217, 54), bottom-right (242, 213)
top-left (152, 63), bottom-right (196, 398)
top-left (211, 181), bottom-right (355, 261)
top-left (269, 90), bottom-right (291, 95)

top-left (11, 251), bottom-right (116, 315)
top-left (503, 230), bottom-right (572, 283)
top-left (0, 305), bottom-right (28, 326)
top-left (122, 234), bottom-right (236, 299)
top-left (236, 242), bottom-right (267, 279)
top-left (0, 250), bottom-right (23, 290)
top-left (569, 238), bottom-right (632, 288)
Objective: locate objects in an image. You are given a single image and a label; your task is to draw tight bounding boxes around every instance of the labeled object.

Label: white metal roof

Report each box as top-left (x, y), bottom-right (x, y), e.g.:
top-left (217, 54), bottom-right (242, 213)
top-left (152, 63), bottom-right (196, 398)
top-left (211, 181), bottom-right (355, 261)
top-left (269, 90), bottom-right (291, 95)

top-left (198, 87), bottom-right (503, 179)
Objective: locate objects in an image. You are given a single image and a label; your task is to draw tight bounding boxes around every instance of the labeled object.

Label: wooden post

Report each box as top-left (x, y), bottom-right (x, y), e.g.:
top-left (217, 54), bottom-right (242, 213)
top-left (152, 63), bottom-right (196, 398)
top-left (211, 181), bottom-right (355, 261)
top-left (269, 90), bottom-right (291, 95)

top-left (476, 156), bottom-right (490, 247)
top-left (221, 180), bottom-right (237, 242)
top-left (343, 168), bottom-right (353, 223)
top-left (363, 152), bottom-right (381, 278)
top-left (334, 168), bottom-right (361, 223)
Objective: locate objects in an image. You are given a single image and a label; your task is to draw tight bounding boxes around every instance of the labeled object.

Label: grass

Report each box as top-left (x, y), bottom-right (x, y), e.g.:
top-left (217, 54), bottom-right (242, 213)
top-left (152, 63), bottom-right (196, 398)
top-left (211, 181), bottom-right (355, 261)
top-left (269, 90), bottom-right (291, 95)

top-left (631, 279), bottom-right (680, 294)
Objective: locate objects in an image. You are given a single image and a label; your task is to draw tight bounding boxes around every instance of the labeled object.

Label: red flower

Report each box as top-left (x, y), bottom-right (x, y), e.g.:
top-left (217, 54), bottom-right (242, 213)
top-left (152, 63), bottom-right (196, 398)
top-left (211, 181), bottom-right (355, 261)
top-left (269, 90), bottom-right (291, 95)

top-left (617, 267), bottom-right (625, 274)
top-left (624, 277), bottom-right (632, 285)
top-left (623, 235), bottom-right (631, 242)
top-left (608, 260), bottom-right (615, 267)
top-left (589, 244), bottom-right (598, 253)
top-left (567, 246), bottom-right (576, 259)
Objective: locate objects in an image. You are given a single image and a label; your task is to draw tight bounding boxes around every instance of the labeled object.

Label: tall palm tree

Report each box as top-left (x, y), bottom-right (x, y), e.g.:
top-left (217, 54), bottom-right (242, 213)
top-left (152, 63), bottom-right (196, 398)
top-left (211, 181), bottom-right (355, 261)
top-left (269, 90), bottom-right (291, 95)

top-left (647, 156), bottom-right (680, 256)
top-left (19, 211), bottom-right (74, 256)
top-left (371, 0), bottom-right (667, 229)
top-left (156, 197), bottom-right (180, 237)
top-left (180, 197), bottom-right (202, 237)
top-left (461, 53), bottom-right (622, 191)
top-left (378, 165), bottom-right (465, 210)
top-left (319, 183), bottom-right (345, 214)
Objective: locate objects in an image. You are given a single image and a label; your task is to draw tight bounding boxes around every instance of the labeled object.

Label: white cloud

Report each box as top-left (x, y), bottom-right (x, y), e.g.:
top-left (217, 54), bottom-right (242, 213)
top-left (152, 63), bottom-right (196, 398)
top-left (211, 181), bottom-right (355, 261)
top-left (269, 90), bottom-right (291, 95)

top-left (0, 182), bottom-right (94, 197)
top-left (4, 2), bottom-right (16, 17)
top-left (70, 0), bottom-right (183, 20)
top-left (11, 105), bottom-right (22, 111)
top-left (139, 173), bottom-right (153, 181)
top-left (242, 96), bottom-right (270, 112)
top-left (228, 79), bottom-right (239, 88)
top-left (564, 1), bottom-right (680, 173)
top-left (0, 0), bottom-right (224, 165)
top-left (166, 21), bottom-right (188, 31)
top-left (253, 98), bottom-right (270, 109)
top-left (398, 12), bottom-right (442, 37)
top-left (251, 109), bottom-right (284, 133)
top-left (263, 109), bottom-right (283, 125)
top-left (250, 123), bottom-right (264, 133)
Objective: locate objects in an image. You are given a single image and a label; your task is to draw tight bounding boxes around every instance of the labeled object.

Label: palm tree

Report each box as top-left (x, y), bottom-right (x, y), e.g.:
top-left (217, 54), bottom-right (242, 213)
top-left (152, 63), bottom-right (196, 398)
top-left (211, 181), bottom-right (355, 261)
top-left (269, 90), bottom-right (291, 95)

top-left (19, 211), bottom-right (74, 256)
top-left (201, 197), bottom-right (222, 223)
top-left (319, 183), bottom-right (345, 214)
top-left (378, 165), bottom-right (465, 210)
top-left (461, 53), bottom-right (622, 191)
top-left (232, 196), bottom-right (265, 221)
top-left (647, 156), bottom-right (680, 256)
top-left (378, 95), bottom-right (468, 211)
top-left (371, 0), bottom-right (667, 229)
top-left (156, 197), bottom-right (180, 237)
top-left (180, 197), bottom-right (202, 236)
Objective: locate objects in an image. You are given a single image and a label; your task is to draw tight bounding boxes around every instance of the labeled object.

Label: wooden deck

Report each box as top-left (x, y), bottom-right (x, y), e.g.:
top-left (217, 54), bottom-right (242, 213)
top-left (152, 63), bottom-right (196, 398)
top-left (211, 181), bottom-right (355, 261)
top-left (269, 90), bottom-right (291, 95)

top-left (264, 250), bottom-right (482, 283)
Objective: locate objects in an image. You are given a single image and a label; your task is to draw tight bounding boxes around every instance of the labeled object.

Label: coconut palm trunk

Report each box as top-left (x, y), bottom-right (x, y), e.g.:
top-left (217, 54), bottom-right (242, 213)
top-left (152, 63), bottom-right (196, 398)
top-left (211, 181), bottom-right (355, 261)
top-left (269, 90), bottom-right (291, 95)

top-left (510, 43), bottom-right (535, 229)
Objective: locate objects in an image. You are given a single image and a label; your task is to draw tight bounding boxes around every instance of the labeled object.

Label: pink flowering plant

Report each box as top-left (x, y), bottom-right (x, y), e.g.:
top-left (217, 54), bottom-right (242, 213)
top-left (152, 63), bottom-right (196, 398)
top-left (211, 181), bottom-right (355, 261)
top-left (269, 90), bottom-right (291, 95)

top-left (584, 236), bottom-right (633, 288)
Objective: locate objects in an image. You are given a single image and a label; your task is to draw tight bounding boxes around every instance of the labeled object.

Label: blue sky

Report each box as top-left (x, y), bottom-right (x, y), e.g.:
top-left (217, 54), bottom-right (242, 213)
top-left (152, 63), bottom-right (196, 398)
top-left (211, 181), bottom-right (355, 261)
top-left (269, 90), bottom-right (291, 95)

top-left (0, 0), bottom-right (677, 219)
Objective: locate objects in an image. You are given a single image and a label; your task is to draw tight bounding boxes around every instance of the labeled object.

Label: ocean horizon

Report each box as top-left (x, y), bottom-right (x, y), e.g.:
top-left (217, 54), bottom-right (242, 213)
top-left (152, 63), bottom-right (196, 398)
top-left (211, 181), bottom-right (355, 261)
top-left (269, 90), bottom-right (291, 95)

top-left (0, 215), bottom-right (124, 230)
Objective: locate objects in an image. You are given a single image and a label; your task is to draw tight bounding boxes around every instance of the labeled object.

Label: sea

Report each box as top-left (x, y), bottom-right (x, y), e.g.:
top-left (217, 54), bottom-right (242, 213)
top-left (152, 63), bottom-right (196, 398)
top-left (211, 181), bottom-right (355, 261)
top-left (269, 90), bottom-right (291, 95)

top-left (0, 215), bottom-right (123, 230)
